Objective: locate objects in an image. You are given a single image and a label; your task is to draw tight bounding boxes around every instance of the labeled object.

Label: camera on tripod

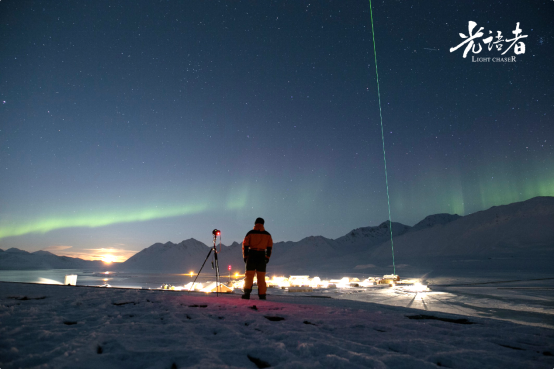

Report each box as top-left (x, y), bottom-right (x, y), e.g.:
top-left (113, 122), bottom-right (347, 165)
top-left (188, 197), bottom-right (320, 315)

top-left (189, 229), bottom-right (223, 295)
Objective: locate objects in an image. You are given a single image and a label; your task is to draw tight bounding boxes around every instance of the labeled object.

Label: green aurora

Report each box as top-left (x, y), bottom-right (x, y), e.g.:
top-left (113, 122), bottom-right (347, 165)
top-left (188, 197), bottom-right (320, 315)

top-left (0, 203), bottom-right (209, 240)
top-left (1, 171), bottom-right (552, 241)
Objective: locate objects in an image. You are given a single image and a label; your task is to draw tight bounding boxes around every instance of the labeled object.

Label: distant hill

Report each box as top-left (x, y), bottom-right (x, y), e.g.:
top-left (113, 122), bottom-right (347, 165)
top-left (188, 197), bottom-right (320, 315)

top-left (0, 248), bottom-right (106, 270)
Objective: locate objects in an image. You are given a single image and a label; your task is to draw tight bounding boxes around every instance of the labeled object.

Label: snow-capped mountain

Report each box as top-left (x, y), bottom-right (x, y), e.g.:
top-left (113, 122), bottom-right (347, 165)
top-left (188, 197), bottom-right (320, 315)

top-left (365, 196), bottom-right (554, 264)
top-left (119, 239), bottom-right (208, 272)
top-left (0, 248), bottom-right (105, 270)
top-left (409, 213), bottom-right (462, 233)
top-left (117, 238), bottom-right (245, 273)
top-left (334, 221), bottom-right (412, 253)
top-left (268, 236), bottom-right (341, 274)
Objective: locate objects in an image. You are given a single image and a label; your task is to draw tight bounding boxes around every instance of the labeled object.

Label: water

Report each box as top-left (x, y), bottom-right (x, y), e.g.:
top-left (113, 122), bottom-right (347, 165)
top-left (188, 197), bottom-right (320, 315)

top-left (0, 269), bottom-right (397, 290)
top-left (0, 269), bottom-right (233, 289)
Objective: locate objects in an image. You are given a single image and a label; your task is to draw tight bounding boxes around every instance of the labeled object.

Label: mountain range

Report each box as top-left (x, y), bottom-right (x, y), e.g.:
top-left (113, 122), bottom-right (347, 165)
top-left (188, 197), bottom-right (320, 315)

top-left (0, 248), bottom-right (105, 270)
top-left (2, 196), bottom-right (553, 275)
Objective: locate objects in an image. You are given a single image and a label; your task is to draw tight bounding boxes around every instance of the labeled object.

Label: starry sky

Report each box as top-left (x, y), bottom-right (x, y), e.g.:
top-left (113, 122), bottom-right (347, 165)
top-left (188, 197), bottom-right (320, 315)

top-left (1, 1), bottom-right (552, 262)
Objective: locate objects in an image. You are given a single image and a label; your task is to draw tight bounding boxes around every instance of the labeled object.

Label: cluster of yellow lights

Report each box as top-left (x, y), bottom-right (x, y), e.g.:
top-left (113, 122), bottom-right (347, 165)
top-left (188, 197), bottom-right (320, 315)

top-left (159, 273), bottom-right (427, 293)
top-left (182, 271), bottom-right (244, 278)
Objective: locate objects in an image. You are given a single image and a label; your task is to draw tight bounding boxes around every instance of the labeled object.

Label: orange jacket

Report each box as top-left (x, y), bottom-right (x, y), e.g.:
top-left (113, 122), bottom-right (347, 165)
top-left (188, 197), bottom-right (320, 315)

top-left (243, 224), bottom-right (273, 259)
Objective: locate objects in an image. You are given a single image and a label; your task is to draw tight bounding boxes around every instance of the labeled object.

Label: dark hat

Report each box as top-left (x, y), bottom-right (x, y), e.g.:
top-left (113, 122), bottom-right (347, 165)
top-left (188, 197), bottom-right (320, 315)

top-left (255, 217), bottom-right (265, 225)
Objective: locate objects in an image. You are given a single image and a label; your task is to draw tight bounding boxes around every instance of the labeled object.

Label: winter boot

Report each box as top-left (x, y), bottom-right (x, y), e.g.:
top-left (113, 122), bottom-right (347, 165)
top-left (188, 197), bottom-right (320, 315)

top-left (241, 289), bottom-right (252, 300)
top-left (258, 294), bottom-right (266, 300)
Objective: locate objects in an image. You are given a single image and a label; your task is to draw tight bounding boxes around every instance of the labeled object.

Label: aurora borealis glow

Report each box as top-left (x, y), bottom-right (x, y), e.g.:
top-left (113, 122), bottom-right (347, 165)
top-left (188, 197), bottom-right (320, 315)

top-left (0, 202), bottom-right (209, 239)
top-left (0, 1), bottom-right (552, 261)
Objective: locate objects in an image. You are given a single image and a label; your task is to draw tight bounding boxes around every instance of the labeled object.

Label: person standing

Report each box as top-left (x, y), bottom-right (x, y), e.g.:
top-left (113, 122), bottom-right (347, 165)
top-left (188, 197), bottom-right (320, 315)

top-left (242, 217), bottom-right (273, 300)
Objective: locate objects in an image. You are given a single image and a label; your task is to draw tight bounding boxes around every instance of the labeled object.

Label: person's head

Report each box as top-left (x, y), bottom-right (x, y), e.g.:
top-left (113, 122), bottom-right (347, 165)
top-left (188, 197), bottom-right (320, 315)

top-left (255, 217), bottom-right (265, 225)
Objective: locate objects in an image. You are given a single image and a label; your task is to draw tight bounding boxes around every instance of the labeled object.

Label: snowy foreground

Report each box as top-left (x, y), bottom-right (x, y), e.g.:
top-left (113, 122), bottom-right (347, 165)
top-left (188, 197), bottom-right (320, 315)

top-left (1, 282), bottom-right (554, 368)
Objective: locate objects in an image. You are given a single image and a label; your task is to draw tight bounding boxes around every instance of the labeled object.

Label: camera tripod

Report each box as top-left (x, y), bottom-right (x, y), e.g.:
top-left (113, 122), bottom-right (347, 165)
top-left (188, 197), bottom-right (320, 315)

top-left (189, 229), bottom-right (222, 296)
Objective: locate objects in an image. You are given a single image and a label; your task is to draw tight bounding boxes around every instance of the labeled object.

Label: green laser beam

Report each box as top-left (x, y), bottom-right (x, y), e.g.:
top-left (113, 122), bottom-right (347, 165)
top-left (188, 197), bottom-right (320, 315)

top-left (369, 0), bottom-right (396, 275)
top-left (0, 203), bottom-right (209, 239)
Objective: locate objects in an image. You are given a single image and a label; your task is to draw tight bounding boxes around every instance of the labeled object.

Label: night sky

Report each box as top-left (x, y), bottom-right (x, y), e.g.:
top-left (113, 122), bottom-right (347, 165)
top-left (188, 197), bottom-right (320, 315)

top-left (1, 1), bottom-right (552, 262)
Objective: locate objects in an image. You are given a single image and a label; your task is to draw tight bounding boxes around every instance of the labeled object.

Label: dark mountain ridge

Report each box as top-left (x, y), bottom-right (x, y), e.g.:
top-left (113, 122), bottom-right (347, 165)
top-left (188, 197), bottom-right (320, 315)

top-left (0, 248), bottom-right (107, 270)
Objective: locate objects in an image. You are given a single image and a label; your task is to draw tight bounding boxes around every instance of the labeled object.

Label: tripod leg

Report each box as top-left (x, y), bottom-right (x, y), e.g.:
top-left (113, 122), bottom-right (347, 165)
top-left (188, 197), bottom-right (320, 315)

top-left (214, 248), bottom-right (221, 296)
top-left (188, 248), bottom-right (213, 292)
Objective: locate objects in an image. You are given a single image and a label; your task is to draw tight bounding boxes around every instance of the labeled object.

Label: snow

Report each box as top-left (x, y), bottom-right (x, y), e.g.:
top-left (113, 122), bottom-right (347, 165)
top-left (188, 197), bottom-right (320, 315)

top-left (1, 281), bottom-right (554, 368)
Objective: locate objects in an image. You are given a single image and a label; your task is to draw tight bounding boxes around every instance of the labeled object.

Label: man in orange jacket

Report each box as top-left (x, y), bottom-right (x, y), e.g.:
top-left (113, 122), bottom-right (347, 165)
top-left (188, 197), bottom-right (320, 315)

top-left (242, 217), bottom-right (273, 300)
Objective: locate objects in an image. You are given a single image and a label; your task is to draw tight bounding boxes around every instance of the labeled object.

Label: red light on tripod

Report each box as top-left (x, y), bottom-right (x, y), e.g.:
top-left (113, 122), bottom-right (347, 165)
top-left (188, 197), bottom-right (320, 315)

top-left (228, 265), bottom-right (231, 270)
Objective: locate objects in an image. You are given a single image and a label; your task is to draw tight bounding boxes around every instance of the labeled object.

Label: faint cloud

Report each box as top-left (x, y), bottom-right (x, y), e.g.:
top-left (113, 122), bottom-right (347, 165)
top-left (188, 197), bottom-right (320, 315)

top-left (44, 245), bottom-right (73, 251)
top-left (51, 250), bottom-right (91, 259)
top-left (85, 247), bottom-right (137, 254)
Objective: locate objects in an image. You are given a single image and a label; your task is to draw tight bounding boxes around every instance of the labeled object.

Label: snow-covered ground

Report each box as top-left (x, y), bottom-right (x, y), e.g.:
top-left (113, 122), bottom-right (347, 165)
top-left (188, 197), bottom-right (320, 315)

top-left (334, 281), bottom-right (554, 330)
top-left (1, 198), bottom-right (552, 367)
top-left (1, 281), bottom-right (553, 368)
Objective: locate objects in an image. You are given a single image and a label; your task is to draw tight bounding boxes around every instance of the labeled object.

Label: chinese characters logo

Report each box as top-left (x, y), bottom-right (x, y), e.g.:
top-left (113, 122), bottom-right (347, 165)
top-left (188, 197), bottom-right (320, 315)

top-left (450, 21), bottom-right (528, 60)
